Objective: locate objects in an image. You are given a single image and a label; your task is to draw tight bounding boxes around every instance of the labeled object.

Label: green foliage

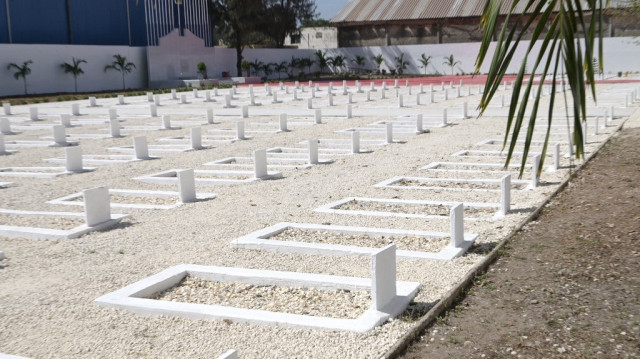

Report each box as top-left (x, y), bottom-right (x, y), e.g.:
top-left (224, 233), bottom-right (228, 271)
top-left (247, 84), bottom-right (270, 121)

top-left (249, 59), bottom-right (264, 77)
top-left (418, 53), bottom-right (433, 75)
top-left (328, 55), bottom-right (345, 73)
top-left (371, 54), bottom-right (384, 74)
top-left (442, 54), bottom-right (461, 76)
top-left (197, 61), bottom-right (208, 79)
top-left (394, 53), bottom-right (408, 75)
top-left (61, 57), bottom-right (87, 93)
top-left (302, 18), bottom-right (330, 27)
top-left (262, 0), bottom-right (317, 47)
top-left (274, 61), bottom-right (288, 79)
top-left (351, 55), bottom-right (366, 74)
top-left (104, 54), bottom-right (136, 90)
top-left (315, 50), bottom-right (329, 74)
top-left (475, 0), bottom-right (605, 177)
top-left (7, 60), bottom-right (33, 95)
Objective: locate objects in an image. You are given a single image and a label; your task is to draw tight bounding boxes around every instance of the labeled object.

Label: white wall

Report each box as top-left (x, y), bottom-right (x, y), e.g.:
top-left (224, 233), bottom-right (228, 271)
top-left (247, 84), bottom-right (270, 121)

top-left (0, 44), bottom-right (147, 97)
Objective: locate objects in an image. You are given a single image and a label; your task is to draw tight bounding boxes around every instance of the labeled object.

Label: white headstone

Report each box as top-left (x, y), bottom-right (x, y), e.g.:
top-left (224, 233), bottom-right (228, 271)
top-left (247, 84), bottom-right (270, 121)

top-left (133, 136), bottom-right (149, 160)
top-left (552, 143), bottom-right (560, 171)
top-left (253, 149), bottom-right (268, 179)
top-left (206, 109), bottom-right (214, 124)
top-left (2, 102), bottom-right (11, 115)
top-left (65, 146), bottom-right (83, 173)
top-left (346, 104), bottom-right (352, 119)
top-left (0, 118), bottom-right (11, 134)
top-left (171, 89), bottom-right (177, 100)
top-left (109, 118), bottom-right (121, 138)
top-left (531, 154), bottom-right (540, 189)
top-left (500, 175), bottom-right (511, 215)
top-left (150, 104), bottom-right (158, 117)
top-left (193, 89), bottom-right (199, 98)
top-left (52, 125), bottom-right (68, 145)
top-left (371, 244), bottom-right (397, 311)
top-left (397, 94), bottom-right (403, 108)
top-left (314, 109), bottom-right (322, 124)
top-left (191, 127), bottom-right (202, 150)
top-left (419, 84), bottom-right (424, 93)
top-left (147, 92), bottom-right (154, 102)
top-left (89, 97), bottom-right (97, 107)
top-left (307, 98), bottom-right (313, 109)
top-left (366, 90), bottom-right (371, 101)
top-left (442, 109), bottom-right (448, 126)
top-left (236, 120), bottom-right (246, 140)
top-left (205, 91), bottom-right (212, 102)
top-left (450, 203), bottom-right (464, 248)
top-left (394, 79), bottom-right (399, 88)
top-left (250, 92), bottom-right (256, 105)
top-left (214, 88), bottom-right (219, 96)
top-left (416, 93), bottom-right (421, 105)
top-left (224, 95), bottom-right (232, 108)
top-left (381, 89), bottom-right (386, 99)
top-left (348, 93), bottom-right (353, 104)
top-left (385, 122), bottom-right (393, 144)
top-left (60, 114), bottom-right (72, 128)
top-left (462, 102), bottom-right (468, 119)
top-left (118, 95), bottom-right (125, 105)
top-left (29, 107), bottom-right (38, 121)
top-left (279, 114), bottom-right (288, 132)
top-left (308, 139), bottom-right (319, 165)
top-left (161, 115), bottom-right (171, 130)
top-left (180, 94), bottom-right (188, 104)
top-left (370, 82), bottom-right (375, 91)
top-left (311, 87), bottom-right (315, 98)
top-left (83, 186), bottom-right (111, 227)
top-left (241, 105), bottom-right (248, 118)
top-left (429, 83), bottom-right (433, 92)
top-left (594, 117), bottom-right (599, 135)
top-left (351, 130), bottom-right (360, 154)
top-left (293, 88), bottom-right (298, 100)
top-left (416, 114), bottom-right (423, 133)
top-left (328, 94), bottom-right (334, 106)
top-left (108, 108), bottom-right (117, 121)
top-left (177, 169), bottom-right (197, 203)
top-left (272, 91), bottom-right (279, 103)
top-left (429, 91), bottom-right (434, 104)
top-left (444, 89), bottom-right (449, 100)
top-left (154, 95), bottom-right (161, 106)
top-left (0, 134), bottom-right (6, 154)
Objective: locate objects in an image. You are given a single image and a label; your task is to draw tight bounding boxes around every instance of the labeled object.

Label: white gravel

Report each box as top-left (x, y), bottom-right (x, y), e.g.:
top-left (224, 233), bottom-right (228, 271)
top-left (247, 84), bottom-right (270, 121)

top-left (0, 81), bottom-right (637, 359)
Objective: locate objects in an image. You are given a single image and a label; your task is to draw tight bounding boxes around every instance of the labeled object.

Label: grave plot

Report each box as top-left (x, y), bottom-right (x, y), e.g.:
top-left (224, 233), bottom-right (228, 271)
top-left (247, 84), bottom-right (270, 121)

top-left (422, 161), bottom-right (532, 173)
top-left (305, 137), bottom-right (386, 155)
top-left (0, 182), bottom-right (13, 188)
top-left (0, 187), bottom-right (128, 240)
top-left (94, 246), bottom-right (421, 332)
top-left (375, 176), bottom-right (529, 192)
top-left (48, 189), bottom-right (215, 210)
top-left (43, 154), bottom-right (140, 166)
top-left (315, 197), bottom-right (500, 220)
top-left (0, 166), bottom-right (78, 179)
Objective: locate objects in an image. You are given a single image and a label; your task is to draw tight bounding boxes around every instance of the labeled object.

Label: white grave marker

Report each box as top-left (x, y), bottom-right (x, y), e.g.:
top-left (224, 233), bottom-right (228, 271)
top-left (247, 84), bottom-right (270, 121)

top-left (346, 104), bottom-right (352, 119)
top-left (171, 89), bottom-right (177, 100)
top-left (308, 139), bottom-right (319, 165)
top-left (60, 114), bottom-right (72, 128)
top-left (450, 203), bottom-right (464, 248)
top-left (191, 127), bottom-right (203, 150)
top-left (236, 120), bottom-right (246, 140)
top-left (253, 149), bottom-right (268, 179)
top-left (241, 105), bottom-right (248, 118)
top-left (118, 95), bottom-right (125, 105)
top-left (206, 109), bottom-right (215, 124)
top-left (154, 95), bottom-right (161, 106)
top-left (500, 175), bottom-right (511, 215)
top-left (314, 109), bottom-right (322, 124)
top-left (442, 108), bottom-right (448, 126)
top-left (83, 186), bottom-right (111, 227)
top-left (177, 169), bottom-right (197, 203)
top-left (65, 146), bottom-right (84, 173)
top-left (52, 125), bottom-right (69, 146)
top-left (352, 130), bottom-right (360, 154)
top-left (180, 95), bottom-right (188, 104)
top-left (0, 118), bottom-right (12, 134)
top-left (307, 98), bottom-right (313, 109)
top-left (416, 114), bottom-right (423, 133)
top-left (161, 115), bottom-right (172, 130)
top-left (71, 103), bottom-right (80, 116)
top-left (150, 104), bottom-right (158, 117)
top-left (29, 107), bottom-right (39, 121)
top-left (147, 92), bottom-right (153, 102)
top-left (371, 244), bottom-right (397, 311)
top-left (397, 94), bottom-right (403, 108)
top-left (531, 155), bottom-right (540, 189)
top-left (3, 102), bottom-right (11, 115)
top-left (133, 136), bottom-right (150, 160)
top-left (109, 118), bottom-right (121, 138)
top-left (279, 114), bottom-right (288, 132)
top-left (385, 122), bottom-right (393, 144)
top-left (109, 108), bottom-right (117, 121)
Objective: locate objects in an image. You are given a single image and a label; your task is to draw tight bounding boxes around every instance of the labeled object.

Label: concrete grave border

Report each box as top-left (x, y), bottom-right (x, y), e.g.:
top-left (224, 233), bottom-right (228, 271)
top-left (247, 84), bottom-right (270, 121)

top-left (48, 189), bottom-right (216, 210)
top-left (374, 176), bottom-right (529, 192)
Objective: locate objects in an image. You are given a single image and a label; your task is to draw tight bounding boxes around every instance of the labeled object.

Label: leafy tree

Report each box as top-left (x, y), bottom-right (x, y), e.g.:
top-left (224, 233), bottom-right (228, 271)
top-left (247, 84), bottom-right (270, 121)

top-left (197, 61), bottom-right (208, 79)
top-left (302, 18), bottom-right (330, 27)
top-left (352, 55), bottom-right (366, 74)
top-left (328, 55), bottom-right (345, 73)
top-left (394, 53), bottom-right (408, 75)
top-left (262, 62), bottom-right (274, 79)
top-left (418, 54), bottom-right (432, 75)
top-left (442, 54), bottom-right (461, 76)
top-left (315, 50), bottom-right (329, 74)
top-left (104, 54), bottom-right (136, 90)
top-left (263, 0), bottom-right (317, 47)
top-left (7, 60), bottom-right (33, 95)
top-left (475, 0), bottom-right (606, 177)
top-left (249, 59), bottom-right (264, 77)
top-left (300, 57), bottom-right (315, 74)
top-left (61, 57), bottom-right (87, 93)
top-left (274, 61), bottom-right (288, 79)
top-left (241, 60), bottom-right (251, 77)
top-left (371, 54), bottom-right (385, 74)
top-left (288, 56), bottom-right (300, 78)
top-left (210, 0), bottom-right (265, 76)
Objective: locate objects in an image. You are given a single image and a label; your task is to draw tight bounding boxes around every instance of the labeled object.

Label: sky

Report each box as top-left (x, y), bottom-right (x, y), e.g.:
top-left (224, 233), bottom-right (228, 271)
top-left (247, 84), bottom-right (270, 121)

top-left (315, 0), bottom-right (349, 20)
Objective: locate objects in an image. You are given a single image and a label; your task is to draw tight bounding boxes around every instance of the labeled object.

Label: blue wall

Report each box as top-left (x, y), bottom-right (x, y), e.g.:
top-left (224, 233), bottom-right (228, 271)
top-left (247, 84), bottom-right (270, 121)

top-left (2, 0), bottom-right (147, 46)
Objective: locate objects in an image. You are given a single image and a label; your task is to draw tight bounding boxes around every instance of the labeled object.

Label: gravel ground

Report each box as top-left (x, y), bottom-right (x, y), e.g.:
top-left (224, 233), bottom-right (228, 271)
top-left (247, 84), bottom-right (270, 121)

top-left (0, 213), bottom-right (86, 230)
top-left (0, 80), bottom-right (636, 358)
top-left (338, 200), bottom-right (497, 217)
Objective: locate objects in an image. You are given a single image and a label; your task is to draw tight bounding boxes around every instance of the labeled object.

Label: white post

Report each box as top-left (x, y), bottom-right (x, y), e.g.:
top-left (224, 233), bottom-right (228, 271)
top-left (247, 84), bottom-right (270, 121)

top-left (385, 122), bottom-right (393, 144)
top-left (419, 84), bottom-right (424, 93)
top-left (397, 94), bottom-right (403, 108)
top-left (357, 82), bottom-right (362, 93)
top-left (441, 82), bottom-right (444, 90)
top-left (311, 87), bottom-right (315, 98)
top-left (352, 130), bottom-right (360, 154)
top-left (279, 82), bottom-right (284, 90)
top-left (180, 94), bottom-right (188, 104)
top-left (83, 187), bottom-right (111, 227)
top-left (193, 89), bottom-right (199, 98)
top-left (450, 203), bottom-right (464, 248)
top-left (429, 91), bottom-right (434, 104)
top-left (52, 125), bottom-right (67, 145)
top-left (0, 118), bottom-right (11, 134)
top-left (501, 95), bottom-right (505, 107)
top-left (308, 139), bottom-right (319, 165)
top-left (531, 154), bottom-right (540, 189)
top-left (462, 102), bottom-right (468, 119)
top-left (109, 118), bottom-right (121, 138)
top-left (456, 86), bottom-right (461, 98)
top-left (466, 87), bottom-right (471, 96)
top-left (408, 86), bottom-right (412, 95)
top-left (29, 107), bottom-right (39, 121)
top-left (108, 108), bottom-right (117, 121)
top-left (0, 134), bottom-right (5, 154)
top-left (161, 115), bottom-right (172, 130)
top-left (71, 103), bottom-right (80, 116)
top-left (609, 106), bottom-right (614, 122)
top-left (147, 92), bottom-right (153, 102)
top-left (3, 102), bottom-right (11, 115)
top-left (65, 146), bottom-right (84, 173)
top-left (500, 175), bottom-right (511, 216)
top-left (459, 79), bottom-right (463, 87)
top-left (250, 91), bottom-right (255, 105)
top-left (60, 114), bottom-right (72, 128)
top-left (253, 149), bottom-right (268, 179)
top-left (133, 136), bottom-right (149, 160)
top-left (118, 95), bottom-right (125, 105)
top-left (190, 127), bottom-right (203, 150)
top-left (279, 114), bottom-right (288, 132)
top-left (214, 88), bottom-right (219, 96)
top-left (171, 89), bottom-right (177, 100)
top-left (154, 95), bottom-right (161, 106)
top-left (444, 89), bottom-right (449, 100)
top-left (177, 169), bottom-right (197, 203)
top-left (416, 114), bottom-right (423, 133)
top-left (382, 81), bottom-right (387, 90)
top-left (205, 91), bottom-right (212, 102)
top-left (314, 109), bottom-right (322, 124)
top-left (394, 79), bottom-right (399, 88)
top-left (307, 98), bottom-right (313, 109)
top-left (370, 82), bottom-right (375, 91)
top-left (241, 105), bottom-right (249, 118)
top-left (442, 108), bottom-right (448, 126)
top-left (272, 91), bottom-right (279, 103)
top-left (348, 93), bottom-right (353, 104)
top-left (150, 104), bottom-right (158, 117)
top-left (553, 143), bottom-right (560, 171)
top-left (224, 95), bottom-right (232, 108)
top-left (381, 89), bottom-right (386, 99)
top-left (206, 109), bottom-right (214, 124)
top-left (371, 244), bottom-right (397, 312)
top-left (429, 83), bottom-right (433, 92)
top-left (594, 117), bottom-right (599, 135)
top-left (582, 121), bottom-right (587, 146)
top-left (346, 104), bottom-right (352, 119)
top-left (416, 93), bottom-right (421, 105)
top-left (328, 94), bottom-right (334, 106)
top-left (236, 120), bottom-right (246, 140)
top-left (366, 90), bottom-right (371, 101)
top-left (295, 80), bottom-right (300, 89)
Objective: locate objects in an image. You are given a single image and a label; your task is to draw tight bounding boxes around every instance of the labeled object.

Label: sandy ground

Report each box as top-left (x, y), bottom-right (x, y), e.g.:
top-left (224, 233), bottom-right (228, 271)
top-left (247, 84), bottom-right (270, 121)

top-left (0, 79), bottom-right (637, 358)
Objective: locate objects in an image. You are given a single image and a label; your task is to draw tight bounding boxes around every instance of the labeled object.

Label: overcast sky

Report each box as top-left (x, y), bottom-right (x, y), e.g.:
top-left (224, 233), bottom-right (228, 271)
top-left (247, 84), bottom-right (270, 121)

top-left (315, 0), bottom-right (349, 20)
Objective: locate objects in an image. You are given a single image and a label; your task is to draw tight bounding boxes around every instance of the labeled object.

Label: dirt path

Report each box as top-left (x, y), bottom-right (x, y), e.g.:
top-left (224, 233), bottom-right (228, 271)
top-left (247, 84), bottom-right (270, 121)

top-left (401, 126), bottom-right (640, 358)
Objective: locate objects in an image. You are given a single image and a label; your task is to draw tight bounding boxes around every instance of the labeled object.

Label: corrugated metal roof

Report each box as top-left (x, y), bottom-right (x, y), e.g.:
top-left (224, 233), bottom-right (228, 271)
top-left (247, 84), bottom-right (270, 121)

top-left (331, 0), bottom-right (632, 24)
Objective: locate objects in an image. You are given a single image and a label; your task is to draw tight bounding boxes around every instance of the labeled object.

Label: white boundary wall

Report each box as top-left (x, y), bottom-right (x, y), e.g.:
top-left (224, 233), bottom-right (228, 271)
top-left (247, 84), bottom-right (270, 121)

top-left (0, 44), bottom-right (147, 97)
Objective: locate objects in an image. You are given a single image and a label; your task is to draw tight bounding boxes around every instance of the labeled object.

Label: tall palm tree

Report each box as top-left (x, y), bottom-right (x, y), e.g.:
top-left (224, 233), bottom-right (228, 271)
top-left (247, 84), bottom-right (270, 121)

top-left (475, 0), bottom-right (605, 177)
top-left (371, 54), bottom-right (384, 74)
top-left (315, 50), bottom-right (329, 74)
top-left (328, 55), bottom-right (345, 74)
top-left (274, 61), bottom-right (288, 80)
top-left (249, 59), bottom-right (264, 78)
top-left (352, 55), bottom-right (366, 74)
top-left (418, 54), bottom-right (432, 75)
top-left (262, 62), bottom-right (273, 79)
top-left (443, 54), bottom-right (461, 76)
top-left (61, 57), bottom-right (87, 93)
top-left (7, 60), bottom-right (33, 95)
top-left (104, 54), bottom-right (136, 90)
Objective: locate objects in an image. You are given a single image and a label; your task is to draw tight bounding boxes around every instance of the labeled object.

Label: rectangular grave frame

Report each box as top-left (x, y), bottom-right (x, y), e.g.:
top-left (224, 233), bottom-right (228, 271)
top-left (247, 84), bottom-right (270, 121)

top-left (375, 176), bottom-right (530, 192)
top-left (48, 189), bottom-right (216, 210)
top-left (231, 222), bottom-right (478, 261)
top-left (0, 208), bottom-right (128, 240)
top-left (43, 154), bottom-right (141, 166)
top-left (94, 263), bottom-right (420, 333)
top-left (134, 168), bottom-right (282, 186)
top-left (0, 166), bottom-right (95, 178)
top-left (421, 161), bottom-right (531, 173)
top-left (204, 157), bottom-right (313, 171)
top-left (315, 197), bottom-right (500, 221)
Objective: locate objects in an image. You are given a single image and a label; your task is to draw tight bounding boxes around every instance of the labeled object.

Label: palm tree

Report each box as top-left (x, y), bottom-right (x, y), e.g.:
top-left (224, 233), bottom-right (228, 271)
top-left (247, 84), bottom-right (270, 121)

top-left (262, 63), bottom-right (273, 79)
top-left (249, 59), bottom-right (264, 78)
top-left (288, 57), bottom-right (300, 78)
top-left (274, 61), bottom-right (288, 80)
top-left (104, 54), bottom-right (136, 90)
top-left (394, 53), bottom-right (409, 75)
top-left (301, 57), bottom-right (315, 75)
top-left (315, 50), bottom-right (329, 74)
top-left (328, 55), bottom-right (345, 74)
top-left (418, 54), bottom-right (432, 75)
top-left (443, 54), bottom-right (461, 76)
top-left (7, 60), bottom-right (33, 95)
top-left (352, 55), bottom-right (366, 74)
top-left (475, 0), bottom-right (605, 178)
top-left (371, 54), bottom-right (384, 74)
top-left (61, 57), bottom-right (87, 93)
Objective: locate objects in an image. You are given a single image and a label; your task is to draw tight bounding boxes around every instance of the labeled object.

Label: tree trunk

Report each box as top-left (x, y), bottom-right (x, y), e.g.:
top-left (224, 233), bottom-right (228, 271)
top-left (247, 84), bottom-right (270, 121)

top-left (122, 73), bottom-right (126, 90)
top-left (74, 76), bottom-right (78, 93)
top-left (23, 77), bottom-right (27, 95)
